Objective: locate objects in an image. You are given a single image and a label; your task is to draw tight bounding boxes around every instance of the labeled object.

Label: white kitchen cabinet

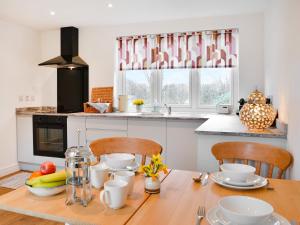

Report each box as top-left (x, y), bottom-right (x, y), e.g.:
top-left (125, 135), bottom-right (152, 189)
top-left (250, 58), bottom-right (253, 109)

top-left (67, 116), bottom-right (86, 147)
top-left (86, 129), bottom-right (127, 145)
top-left (17, 115), bottom-right (33, 163)
top-left (127, 118), bottom-right (167, 163)
top-left (85, 117), bottom-right (128, 146)
top-left (166, 119), bottom-right (205, 170)
top-left (197, 134), bottom-right (287, 173)
top-left (86, 117), bottom-right (127, 131)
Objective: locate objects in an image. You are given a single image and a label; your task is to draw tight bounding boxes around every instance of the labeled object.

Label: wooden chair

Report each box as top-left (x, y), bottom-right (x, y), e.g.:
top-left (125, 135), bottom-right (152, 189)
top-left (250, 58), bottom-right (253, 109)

top-left (211, 142), bottom-right (293, 179)
top-left (89, 137), bottom-right (163, 165)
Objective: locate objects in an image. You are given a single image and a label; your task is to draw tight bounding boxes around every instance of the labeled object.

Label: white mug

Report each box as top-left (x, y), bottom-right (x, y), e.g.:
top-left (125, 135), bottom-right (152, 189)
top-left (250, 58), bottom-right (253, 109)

top-left (113, 171), bottom-right (135, 195)
top-left (100, 180), bottom-right (128, 209)
top-left (91, 164), bottom-right (109, 189)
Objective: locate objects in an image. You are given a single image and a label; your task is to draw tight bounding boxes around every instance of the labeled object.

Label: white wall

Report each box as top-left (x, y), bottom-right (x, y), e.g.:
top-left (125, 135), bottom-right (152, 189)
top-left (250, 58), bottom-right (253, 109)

top-left (265, 0), bottom-right (300, 179)
top-left (39, 13), bottom-right (265, 107)
top-left (0, 20), bottom-right (41, 175)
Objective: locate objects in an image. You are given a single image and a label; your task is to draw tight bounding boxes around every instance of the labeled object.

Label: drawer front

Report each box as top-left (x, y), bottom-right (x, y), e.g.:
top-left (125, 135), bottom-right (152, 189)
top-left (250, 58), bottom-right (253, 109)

top-left (86, 118), bottom-right (127, 131)
top-left (86, 129), bottom-right (127, 145)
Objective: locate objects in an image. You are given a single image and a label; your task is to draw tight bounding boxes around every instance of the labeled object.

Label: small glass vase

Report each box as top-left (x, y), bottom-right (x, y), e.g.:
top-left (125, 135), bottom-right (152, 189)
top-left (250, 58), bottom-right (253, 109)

top-left (144, 177), bottom-right (160, 194)
top-left (136, 104), bottom-right (143, 113)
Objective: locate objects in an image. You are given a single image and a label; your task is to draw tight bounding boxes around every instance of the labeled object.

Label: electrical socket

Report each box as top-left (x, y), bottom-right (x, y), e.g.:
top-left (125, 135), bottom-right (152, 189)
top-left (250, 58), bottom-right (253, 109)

top-left (18, 96), bottom-right (23, 102)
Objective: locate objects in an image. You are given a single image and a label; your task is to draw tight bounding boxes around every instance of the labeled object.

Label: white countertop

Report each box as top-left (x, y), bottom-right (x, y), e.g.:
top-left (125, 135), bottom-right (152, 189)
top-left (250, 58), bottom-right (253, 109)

top-left (195, 115), bottom-right (287, 139)
top-left (16, 107), bottom-right (287, 138)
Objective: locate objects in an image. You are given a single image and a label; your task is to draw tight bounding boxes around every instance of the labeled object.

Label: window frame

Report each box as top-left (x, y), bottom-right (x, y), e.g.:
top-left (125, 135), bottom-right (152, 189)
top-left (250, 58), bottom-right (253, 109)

top-left (158, 69), bottom-right (192, 108)
top-left (196, 68), bottom-right (235, 109)
top-left (116, 68), bottom-right (237, 113)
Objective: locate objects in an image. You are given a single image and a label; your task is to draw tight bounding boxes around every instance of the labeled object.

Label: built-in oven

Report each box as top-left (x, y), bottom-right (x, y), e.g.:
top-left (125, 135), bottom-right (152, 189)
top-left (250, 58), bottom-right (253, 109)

top-left (33, 115), bottom-right (67, 158)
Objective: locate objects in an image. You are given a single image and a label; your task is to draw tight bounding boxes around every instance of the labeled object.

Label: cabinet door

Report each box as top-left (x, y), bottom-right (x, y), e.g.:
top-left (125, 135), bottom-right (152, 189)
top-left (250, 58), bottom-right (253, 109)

top-left (86, 118), bottom-right (127, 130)
top-left (17, 115), bottom-right (33, 163)
top-left (67, 117), bottom-right (86, 147)
top-left (127, 118), bottom-right (167, 162)
top-left (86, 129), bottom-right (127, 146)
top-left (85, 117), bottom-right (128, 146)
top-left (166, 119), bottom-right (205, 170)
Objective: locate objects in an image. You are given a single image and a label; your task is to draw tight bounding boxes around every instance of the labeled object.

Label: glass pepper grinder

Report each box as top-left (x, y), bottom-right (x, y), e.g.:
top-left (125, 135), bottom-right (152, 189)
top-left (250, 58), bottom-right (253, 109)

top-left (65, 129), bottom-right (92, 207)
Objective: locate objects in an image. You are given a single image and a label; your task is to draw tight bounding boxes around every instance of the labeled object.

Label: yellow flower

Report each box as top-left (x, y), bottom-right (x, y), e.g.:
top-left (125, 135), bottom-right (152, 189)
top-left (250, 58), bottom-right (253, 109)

top-left (152, 154), bottom-right (162, 163)
top-left (133, 99), bottom-right (144, 105)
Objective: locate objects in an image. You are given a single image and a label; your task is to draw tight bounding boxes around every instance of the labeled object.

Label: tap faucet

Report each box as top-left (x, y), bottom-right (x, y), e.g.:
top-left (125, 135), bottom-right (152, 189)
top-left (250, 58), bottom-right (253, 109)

top-left (164, 104), bottom-right (172, 115)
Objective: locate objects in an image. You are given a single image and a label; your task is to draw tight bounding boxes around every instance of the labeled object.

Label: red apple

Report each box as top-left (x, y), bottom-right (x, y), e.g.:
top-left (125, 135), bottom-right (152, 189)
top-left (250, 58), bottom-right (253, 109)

top-left (40, 161), bottom-right (56, 175)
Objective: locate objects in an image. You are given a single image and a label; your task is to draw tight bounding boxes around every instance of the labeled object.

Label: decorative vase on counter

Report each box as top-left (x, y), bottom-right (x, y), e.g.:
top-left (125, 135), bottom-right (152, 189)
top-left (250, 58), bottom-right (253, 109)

top-left (144, 177), bottom-right (161, 194)
top-left (136, 104), bottom-right (143, 113)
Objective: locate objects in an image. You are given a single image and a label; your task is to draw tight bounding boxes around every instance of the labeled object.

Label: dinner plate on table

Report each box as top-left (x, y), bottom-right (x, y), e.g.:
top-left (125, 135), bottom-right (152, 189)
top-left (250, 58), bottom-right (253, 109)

top-left (100, 161), bottom-right (140, 172)
top-left (210, 172), bottom-right (267, 190)
top-left (207, 207), bottom-right (290, 225)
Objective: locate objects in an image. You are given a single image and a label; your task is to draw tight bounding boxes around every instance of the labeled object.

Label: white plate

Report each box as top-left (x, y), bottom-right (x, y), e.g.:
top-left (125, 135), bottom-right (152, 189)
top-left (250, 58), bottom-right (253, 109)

top-left (26, 185), bottom-right (65, 197)
top-left (219, 172), bottom-right (263, 187)
top-left (207, 207), bottom-right (290, 225)
top-left (210, 172), bottom-right (267, 190)
top-left (104, 153), bottom-right (135, 169)
top-left (101, 161), bottom-right (140, 172)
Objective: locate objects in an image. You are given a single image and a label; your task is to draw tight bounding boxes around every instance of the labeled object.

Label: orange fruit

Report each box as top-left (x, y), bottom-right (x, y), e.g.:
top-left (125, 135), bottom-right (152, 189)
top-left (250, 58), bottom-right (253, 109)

top-left (29, 171), bottom-right (43, 180)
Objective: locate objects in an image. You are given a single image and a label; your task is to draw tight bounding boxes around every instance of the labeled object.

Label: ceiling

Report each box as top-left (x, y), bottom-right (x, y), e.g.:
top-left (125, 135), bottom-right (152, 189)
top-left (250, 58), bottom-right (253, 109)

top-left (0, 0), bottom-right (268, 30)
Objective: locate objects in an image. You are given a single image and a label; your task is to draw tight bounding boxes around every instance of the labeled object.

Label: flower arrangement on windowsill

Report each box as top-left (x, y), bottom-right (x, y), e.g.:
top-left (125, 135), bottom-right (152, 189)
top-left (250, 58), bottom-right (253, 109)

top-left (140, 154), bottom-right (168, 194)
top-left (132, 99), bottom-right (144, 113)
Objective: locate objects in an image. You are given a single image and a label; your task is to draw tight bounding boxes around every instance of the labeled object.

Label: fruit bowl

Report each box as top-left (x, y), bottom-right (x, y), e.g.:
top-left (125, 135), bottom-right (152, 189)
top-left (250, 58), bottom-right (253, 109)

top-left (26, 183), bottom-right (65, 197)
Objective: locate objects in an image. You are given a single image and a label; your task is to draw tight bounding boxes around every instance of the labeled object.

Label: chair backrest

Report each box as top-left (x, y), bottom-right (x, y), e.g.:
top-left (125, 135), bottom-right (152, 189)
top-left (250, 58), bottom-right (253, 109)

top-left (211, 142), bottom-right (293, 179)
top-left (89, 137), bottom-right (163, 165)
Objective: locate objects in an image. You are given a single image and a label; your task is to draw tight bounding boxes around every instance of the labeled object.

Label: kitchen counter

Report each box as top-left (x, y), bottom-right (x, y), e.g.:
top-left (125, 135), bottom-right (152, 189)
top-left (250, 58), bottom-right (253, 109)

top-left (16, 107), bottom-right (287, 138)
top-left (195, 115), bottom-right (287, 139)
top-left (16, 107), bottom-right (211, 120)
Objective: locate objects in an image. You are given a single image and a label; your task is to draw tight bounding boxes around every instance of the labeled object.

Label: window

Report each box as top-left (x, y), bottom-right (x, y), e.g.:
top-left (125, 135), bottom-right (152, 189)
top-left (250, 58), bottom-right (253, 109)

top-left (119, 68), bottom-right (234, 111)
top-left (198, 68), bottom-right (233, 106)
top-left (161, 69), bottom-right (190, 106)
top-left (125, 70), bottom-right (153, 110)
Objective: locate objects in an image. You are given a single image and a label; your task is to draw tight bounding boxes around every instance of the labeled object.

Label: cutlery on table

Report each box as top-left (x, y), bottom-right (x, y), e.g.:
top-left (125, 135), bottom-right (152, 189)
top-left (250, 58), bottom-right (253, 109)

top-left (265, 179), bottom-right (275, 190)
top-left (201, 172), bottom-right (209, 186)
top-left (195, 206), bottom-right (205, 225)
top-left (193, 172), bottom-right (203, 183)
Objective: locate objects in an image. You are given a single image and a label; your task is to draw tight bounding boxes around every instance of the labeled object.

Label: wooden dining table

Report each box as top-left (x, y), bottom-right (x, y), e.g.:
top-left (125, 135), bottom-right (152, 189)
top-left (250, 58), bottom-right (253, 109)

top-left (0, 169), bottom-right (299, 225)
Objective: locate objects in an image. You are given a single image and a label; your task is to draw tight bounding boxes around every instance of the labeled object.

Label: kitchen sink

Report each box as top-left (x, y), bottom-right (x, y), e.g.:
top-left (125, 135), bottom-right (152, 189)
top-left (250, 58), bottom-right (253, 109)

top-left (139, 112), bottom-right (165, 117)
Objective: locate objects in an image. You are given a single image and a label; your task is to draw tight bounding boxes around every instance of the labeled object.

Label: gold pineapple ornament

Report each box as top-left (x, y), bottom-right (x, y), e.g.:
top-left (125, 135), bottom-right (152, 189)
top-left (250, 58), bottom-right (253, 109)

top-left (240, 90), bottom-right (276, 130)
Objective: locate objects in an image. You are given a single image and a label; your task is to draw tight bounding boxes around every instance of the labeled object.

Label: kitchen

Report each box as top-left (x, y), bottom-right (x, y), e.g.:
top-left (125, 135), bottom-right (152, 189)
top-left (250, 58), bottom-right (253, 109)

top-left (0, 0), bottom-right (300, 224)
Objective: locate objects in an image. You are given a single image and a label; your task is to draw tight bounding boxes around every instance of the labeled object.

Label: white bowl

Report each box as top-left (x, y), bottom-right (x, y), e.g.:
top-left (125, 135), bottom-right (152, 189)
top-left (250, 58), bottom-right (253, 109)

top-left (220, 163), bottom-right (256, 182)
top-left (219, 196), bottom-right (274, 225)
top-left (105, 153), bottom-right (135, 169)
top-left (26, 185), bottom-right (65, 197)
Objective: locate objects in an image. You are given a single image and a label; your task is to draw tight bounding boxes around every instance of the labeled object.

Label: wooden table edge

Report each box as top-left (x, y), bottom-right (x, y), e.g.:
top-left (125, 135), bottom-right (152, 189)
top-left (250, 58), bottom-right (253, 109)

top-left (0, 170), bottom-right (173, 225)
top-left (123, 169), bottom-right (173, 225)
top-left (0, 203), bottom-right (92, 225)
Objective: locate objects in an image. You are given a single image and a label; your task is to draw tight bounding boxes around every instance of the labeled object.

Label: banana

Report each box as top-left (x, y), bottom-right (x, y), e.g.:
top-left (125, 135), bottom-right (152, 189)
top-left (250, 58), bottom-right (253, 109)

top-left (26, 177), bottom-right (42, 186)
top-left (40, 170), bottom-right (66, 183)
top-left (26, 170), bottom-right (66, 186)
top-left (32, 180), bottom-right (65, 188)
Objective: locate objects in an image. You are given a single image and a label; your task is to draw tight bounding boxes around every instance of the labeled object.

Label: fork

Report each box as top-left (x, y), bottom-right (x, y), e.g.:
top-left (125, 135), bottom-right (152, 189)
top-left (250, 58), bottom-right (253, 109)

top-left (195, 206), bottom-right (205, 225)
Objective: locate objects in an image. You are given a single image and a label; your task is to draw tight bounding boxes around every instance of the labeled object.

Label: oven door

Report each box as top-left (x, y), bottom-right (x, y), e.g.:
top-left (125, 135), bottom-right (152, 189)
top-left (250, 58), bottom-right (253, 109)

top-left (33, 116), bottom-right (67, 158)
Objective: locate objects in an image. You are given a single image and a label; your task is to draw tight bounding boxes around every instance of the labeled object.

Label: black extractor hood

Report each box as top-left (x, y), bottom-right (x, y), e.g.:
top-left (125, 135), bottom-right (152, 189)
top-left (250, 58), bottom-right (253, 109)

top-left (39, 27), bottom-right (88, 69)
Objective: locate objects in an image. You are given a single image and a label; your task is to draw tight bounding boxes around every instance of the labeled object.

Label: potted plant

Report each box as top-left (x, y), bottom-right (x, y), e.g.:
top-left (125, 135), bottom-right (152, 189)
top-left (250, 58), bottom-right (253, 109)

top-left (132, 99), bottom-right (144, 113)
top-left (140, 154), bottom-right (168, 194)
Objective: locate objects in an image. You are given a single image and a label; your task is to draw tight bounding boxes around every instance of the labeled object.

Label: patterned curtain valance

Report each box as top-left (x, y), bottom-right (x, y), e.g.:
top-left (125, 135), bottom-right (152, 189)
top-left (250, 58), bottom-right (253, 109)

top-left (117, 29), bottom-right (238, 71)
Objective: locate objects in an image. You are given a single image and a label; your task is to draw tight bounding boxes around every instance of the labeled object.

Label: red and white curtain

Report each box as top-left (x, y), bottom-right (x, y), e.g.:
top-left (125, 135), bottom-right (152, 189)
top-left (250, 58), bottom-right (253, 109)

top-left (117, 29), bottom-right (238, 70)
